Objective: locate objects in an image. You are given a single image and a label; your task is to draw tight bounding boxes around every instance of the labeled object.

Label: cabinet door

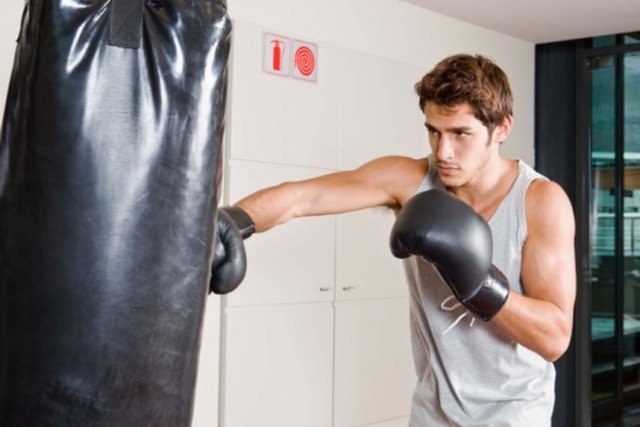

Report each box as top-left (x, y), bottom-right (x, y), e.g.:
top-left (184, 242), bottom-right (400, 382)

top-left (226, 160), bottom-right (337, 306)
top-left (228, 21), bottom-right (340, 169)
top-left (223, 304), bottom-right (334, 427)
top-left (334, 298), bottom-right (415, 427)
top-left (336, 208), bottom-right (408, 300)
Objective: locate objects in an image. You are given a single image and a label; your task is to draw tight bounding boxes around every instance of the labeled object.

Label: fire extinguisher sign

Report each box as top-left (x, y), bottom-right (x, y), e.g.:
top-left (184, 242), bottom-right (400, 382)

top-left (262, 33), bottom-right (291, 76)
top-left (263, 32), bottom-right (318, 83)
top-left (263, 33), bottom-right (291, 76)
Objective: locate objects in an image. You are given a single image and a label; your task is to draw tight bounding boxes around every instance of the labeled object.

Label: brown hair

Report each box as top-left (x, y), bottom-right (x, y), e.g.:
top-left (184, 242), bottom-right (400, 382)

top-left (414, 54), bottom-right (513, 133)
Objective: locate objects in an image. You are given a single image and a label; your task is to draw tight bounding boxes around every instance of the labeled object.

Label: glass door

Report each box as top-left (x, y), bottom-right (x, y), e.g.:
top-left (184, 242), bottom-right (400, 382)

top-left (590, 39), bottom-right (640, 420)
top-left (590, 51), bottom-right (617, 403)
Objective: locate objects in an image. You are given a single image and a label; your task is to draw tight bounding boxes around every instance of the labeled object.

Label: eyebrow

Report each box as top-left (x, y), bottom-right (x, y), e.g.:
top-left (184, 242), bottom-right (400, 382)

top-left (424, 122), bottom-right (472, 133)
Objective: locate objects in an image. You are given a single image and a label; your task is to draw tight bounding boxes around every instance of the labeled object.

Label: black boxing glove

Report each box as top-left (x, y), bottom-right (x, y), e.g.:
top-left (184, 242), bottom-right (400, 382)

top-left (209, 207), bottom-right (255, 294)
top-left (390, 189), bottom-right (509, 320)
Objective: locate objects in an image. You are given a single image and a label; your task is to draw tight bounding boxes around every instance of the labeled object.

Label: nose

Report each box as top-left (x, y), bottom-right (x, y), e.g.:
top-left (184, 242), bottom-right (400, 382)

top-left (435, 136), bottom-right (454, 161)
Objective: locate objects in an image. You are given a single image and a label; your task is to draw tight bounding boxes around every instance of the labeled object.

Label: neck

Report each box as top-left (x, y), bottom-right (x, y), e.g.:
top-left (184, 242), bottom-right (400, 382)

top-left (448, 156), bottom-right (518, 218)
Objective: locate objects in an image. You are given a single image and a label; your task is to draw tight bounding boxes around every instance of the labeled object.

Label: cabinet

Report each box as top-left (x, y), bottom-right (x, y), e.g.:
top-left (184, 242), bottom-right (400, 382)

top-left (226, 160), bottom-right (337, 306)
top-left (223, 304), bottom-right (334, 426)
top-left (221, 160), bottom-right (415, 426)
top-left (333, 299), bottom-right (415, 427)
top-left (220, 20), bottom-right (423, 426)
top-left (336, 209), bottom-right (408, 301)
top-left (222, 301), bottom-right (414, 427)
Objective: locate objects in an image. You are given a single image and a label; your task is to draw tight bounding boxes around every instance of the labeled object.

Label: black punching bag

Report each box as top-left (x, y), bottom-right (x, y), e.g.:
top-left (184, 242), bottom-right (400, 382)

top-left (0, 1), bottom-right (231, 426)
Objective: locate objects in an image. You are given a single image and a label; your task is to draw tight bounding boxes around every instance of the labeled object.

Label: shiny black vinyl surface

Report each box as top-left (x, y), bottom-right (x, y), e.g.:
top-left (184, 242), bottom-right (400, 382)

top-left (0, 1), bottom-right (230, 425)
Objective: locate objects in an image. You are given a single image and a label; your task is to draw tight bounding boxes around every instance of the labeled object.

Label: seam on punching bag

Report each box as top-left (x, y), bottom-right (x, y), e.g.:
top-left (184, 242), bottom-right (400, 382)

top-left (108, 0), bottom-right (144, 49)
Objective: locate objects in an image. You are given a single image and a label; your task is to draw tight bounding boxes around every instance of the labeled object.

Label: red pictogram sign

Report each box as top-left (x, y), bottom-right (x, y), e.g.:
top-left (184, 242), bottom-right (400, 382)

top-left (263, 33), bottom-right (317, 82)
top-left (292, 40), bottom-right (318, 82)
top-left (272, 39), bottom-right (283, 71)
top-left (263, 33), bottom-right (290, 76)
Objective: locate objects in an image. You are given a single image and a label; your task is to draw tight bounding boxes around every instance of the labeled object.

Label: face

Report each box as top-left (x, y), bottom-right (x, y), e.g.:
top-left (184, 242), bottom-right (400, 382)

top-left (424, 102), bottom-right (509, 189)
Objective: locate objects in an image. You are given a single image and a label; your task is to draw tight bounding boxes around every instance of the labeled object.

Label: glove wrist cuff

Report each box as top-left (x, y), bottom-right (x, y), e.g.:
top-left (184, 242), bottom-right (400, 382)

top-left (221, 206), bottom-right (256, 239)
top-left (464, 265), bottom-right (510, 321)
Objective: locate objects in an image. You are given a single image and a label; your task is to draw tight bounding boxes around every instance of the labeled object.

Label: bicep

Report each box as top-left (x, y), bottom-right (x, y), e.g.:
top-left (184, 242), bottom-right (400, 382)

top-left (520, 181), bottom-right (576, 315)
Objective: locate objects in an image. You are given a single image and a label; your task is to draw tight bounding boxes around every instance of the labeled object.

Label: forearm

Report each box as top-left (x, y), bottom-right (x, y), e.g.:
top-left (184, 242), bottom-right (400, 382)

top-left (234, 182), bottom-right (304, 233)
top-left (491, 291), bottom-right (573, 362)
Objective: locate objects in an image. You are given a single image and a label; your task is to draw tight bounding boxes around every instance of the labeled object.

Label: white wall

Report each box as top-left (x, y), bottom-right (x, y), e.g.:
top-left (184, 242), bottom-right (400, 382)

top-left (227, 0), bottom-right (535, 162)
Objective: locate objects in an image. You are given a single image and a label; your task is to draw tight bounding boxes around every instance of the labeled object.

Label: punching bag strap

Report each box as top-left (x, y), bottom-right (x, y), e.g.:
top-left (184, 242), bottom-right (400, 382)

top-left (108, 0), bottom-right (144, 49)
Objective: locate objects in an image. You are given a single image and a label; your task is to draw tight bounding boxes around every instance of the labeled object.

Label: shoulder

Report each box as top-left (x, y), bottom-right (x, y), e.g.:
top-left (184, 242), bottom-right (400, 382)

top-left (356, 155), bottom-right (427, 185)
top-left (368, 155), bottom-right (428, 196)
top-left (525, 179), bottom-right (575, 237)
top-left (353, 155), bottom-right (428, 209)
top-left (525, 179), bottom-right (570, 209)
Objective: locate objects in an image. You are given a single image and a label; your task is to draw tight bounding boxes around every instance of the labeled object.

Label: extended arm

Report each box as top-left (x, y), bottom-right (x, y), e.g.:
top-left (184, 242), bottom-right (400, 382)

top-left (211, 156), bottom-right (424, 294)
top-left (234, 156), bottom-right (426, 232)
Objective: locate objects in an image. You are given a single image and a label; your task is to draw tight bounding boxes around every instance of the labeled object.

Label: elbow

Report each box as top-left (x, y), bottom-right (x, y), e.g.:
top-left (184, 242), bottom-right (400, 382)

top-left (541, 344), bottom-right (568, 363)
top-left (538, 307), bottom-right (574, 362)
top-left (540, 328), bottom-right (572, 363)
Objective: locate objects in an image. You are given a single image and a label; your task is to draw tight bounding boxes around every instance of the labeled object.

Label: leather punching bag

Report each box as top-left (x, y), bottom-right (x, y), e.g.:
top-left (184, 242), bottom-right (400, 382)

top-left (0, 1), bottom-right (231, 426)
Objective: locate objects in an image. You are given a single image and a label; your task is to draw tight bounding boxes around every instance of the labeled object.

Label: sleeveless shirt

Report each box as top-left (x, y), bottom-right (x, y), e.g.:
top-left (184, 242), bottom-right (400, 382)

top-left (404, 155), bottom-right (556, 426)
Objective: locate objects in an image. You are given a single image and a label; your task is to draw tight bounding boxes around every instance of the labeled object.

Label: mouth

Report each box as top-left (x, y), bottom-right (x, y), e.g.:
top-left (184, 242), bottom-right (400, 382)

top-left (437, 164), bottom-right (458, 176)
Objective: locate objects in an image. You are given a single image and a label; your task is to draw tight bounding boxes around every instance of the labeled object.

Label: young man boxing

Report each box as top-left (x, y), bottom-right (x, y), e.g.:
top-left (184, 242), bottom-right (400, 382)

top-left (219, 53), bottom-right (576, 426)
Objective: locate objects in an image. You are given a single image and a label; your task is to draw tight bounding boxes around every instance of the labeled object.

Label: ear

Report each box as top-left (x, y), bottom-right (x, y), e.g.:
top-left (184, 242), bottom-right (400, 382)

top-left (493, 115), bottom-right (513, 144)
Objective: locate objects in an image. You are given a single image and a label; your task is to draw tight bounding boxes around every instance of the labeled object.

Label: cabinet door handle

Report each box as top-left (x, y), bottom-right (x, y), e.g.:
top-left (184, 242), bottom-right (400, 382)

top-left (319, 287), bottom-right (332, 292)
top-left (342, 286), bottom-right (355, 291)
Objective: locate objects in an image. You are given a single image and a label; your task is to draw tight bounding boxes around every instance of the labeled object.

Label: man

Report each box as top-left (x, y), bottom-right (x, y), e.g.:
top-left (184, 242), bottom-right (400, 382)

top-left (222, 54), bottom-right (576, 426)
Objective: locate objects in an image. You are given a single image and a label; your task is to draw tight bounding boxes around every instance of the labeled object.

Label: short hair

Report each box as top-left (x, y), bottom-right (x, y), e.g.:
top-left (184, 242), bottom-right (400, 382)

top-left (414, 54), bottom-right (513, 131)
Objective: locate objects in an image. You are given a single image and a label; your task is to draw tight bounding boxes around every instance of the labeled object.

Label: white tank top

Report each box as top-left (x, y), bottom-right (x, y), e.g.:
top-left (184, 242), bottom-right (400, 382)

top-left (404, 155), bottom-right (556, 426)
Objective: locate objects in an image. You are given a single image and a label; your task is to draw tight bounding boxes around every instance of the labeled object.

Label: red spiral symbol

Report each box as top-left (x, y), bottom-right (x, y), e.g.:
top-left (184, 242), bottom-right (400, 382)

top-left (295, 46), bottom-right (315, 77)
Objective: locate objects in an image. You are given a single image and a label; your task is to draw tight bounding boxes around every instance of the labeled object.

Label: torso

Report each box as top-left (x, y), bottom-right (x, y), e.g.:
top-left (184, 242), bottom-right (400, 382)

top-left (404, 155), bottom-right (555, 426)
